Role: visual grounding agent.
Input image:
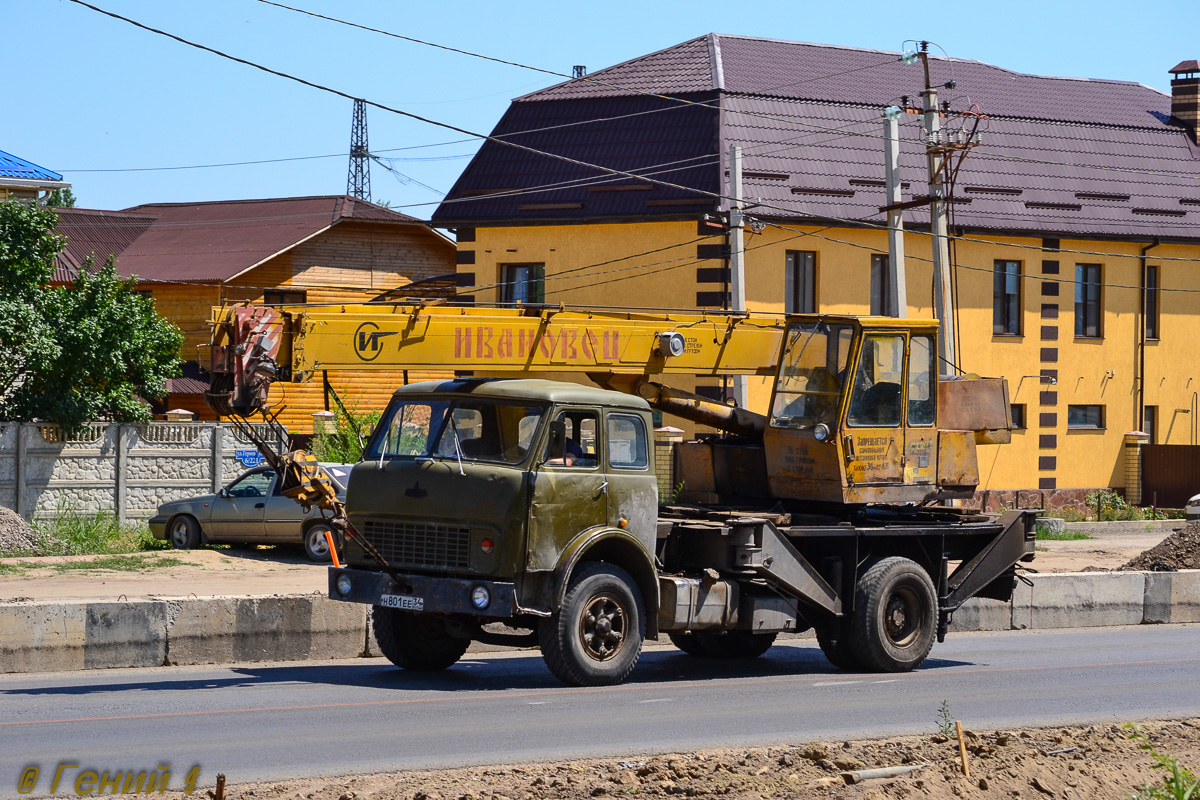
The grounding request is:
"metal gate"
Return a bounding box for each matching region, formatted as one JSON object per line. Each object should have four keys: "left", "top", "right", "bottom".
{"left": 1142, "top": 444, "right": 1200, "bottom": 508}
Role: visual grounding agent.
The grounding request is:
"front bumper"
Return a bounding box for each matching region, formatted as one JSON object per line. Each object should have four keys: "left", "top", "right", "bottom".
{"left": 148, "top": 516, "right": 169, "bottom": 540}
{"left": 327, "top": 567, "right": 517, "bottom": 619}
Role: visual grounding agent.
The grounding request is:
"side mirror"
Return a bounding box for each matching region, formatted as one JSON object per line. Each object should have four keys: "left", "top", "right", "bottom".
{"left": 545, "top": 420, "right": 567, "bottom": 463}
{"left": 218, "top": 487, "right": 228, "bottom": 499}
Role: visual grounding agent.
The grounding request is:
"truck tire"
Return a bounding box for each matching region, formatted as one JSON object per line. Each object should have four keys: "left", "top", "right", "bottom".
{"left": 694, "top": 630, "right": 777, "bottom": 659}
{"left": 539, "top": 562, "right": 645, "bottom": 686}
{"left": 849, "top": 557, "right": 937, "bottom": 672}
{"left": 169, "top": 515, "right": 201, "bottom": 550}
{"left": 372, "top": 606, "right": 469, "bottom": 671}
{"left": 815, "top": 625, "right": 861, "bottom": 670}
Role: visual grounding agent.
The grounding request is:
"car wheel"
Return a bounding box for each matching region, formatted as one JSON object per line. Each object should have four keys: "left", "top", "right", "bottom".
{"left": 303, "top": 523, "right": 337, "bottom": 562}
{"left": 538, "top": 562, "right": 645, "bottom": 686}
{"left": 169, "top": 515, "right": 201, "bottom": 550}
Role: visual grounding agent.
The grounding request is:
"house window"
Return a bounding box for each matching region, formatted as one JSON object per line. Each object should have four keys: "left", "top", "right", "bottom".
{"left": 993, "top": 260, "right": 1022, "bottom": 334}
{"left": 1067, "top": 404, "right": 1104, "bottom": 430}
{"left": 1074, "top": 264, "right": 1102, "bottom": 338}
{"left": 264, "top": 289, "right": 307, "bottom": 305}
{"left": 1145, "top": 265, "right": 1159, "bottom": 340}
{"left": 1010, "top": 404, "right": 1027, "bottom": 429}
{"left": 870, "top": 254, "right": 890, "bottom": 316}
{"left": 785, "top": 251, "right": 816, "bottom": 314}
{"left": 1143, "top": 405, "right": 1157, "bottom": 444}
{"left": 501, "top": 263, "right": 545, "bottom": 305}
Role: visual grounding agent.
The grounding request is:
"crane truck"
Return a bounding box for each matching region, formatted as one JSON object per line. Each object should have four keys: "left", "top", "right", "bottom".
{"left": 204, "top": 302, "right": 1035, "bottom": 686}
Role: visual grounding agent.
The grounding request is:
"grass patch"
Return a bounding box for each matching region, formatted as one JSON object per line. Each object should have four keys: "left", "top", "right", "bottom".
{"left": 0, "top": 562, "right": 29, "bottom": 576}
{"left": 50, "top": 554, "right": 187, "bottom": 573}
{"left": 1036, "top": 530, "right": 1095, "bottom": 541}
{"left": 12, "top": 508, "right": 171, "bottom": 558}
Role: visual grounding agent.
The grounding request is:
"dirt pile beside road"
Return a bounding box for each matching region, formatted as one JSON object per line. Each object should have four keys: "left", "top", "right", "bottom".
{"left": 0, "top": 507, "right": 38, "bottom": 554}
{"left": 1122, "top": 521, "right": 1200, "bottom": 571}
{"left": 219, "top": 718, "right": 1199, "bottom": 800}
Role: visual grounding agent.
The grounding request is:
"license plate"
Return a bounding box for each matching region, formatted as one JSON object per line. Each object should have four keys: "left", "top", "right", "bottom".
{"left": 380, "top": 593, "right": 424, "bottom": 611}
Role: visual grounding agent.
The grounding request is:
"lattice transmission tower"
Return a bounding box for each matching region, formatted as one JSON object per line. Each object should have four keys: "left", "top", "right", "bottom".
{"left": 347, "top": 99, "right": 371, "bottom": 200}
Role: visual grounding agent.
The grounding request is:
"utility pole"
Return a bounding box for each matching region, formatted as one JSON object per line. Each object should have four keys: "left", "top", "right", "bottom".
{"left": 728, "top": 144, "right": 748, "bottom": 409}
{"left": 347, "top": 99, "right": 371, "bottom": 201}
{"left": 919, "top": 43, "right": 957, "bottom": 375}
{"left": 883, "top": 111, "right": 908, "bottom": 318}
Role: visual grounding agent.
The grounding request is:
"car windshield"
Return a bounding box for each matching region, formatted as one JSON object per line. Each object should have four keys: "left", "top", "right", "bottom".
{"left": 365, "top": 398, "right": 544, "bottom": 465}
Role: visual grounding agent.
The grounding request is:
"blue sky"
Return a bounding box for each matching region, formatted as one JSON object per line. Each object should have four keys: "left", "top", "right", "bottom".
{"left": 6, "top": 0, "right": 1195, "bottom": 216}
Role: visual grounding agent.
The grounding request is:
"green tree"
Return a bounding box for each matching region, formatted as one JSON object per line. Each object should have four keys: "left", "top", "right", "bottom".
{"left": 0, "top": 201, "right": 183, "bottom": 434}
{"left": 44, "top": 187, "right": 77, "bottom": 208}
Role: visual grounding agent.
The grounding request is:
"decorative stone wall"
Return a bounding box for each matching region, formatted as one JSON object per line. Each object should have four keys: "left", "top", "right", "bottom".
{"left": 968, "top": 488, "right": 1095, "bottom": 514}
{"left": 0, "top": 422, "right": 287, "bottom": 522}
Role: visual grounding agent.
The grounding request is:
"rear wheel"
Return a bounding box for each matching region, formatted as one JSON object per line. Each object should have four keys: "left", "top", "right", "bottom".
{"left": 849, "top": 557, "right": 937, "bottom": 672}
{"left": 539, "top": 562, "right": 645, "bottom": 686}
{"left": 303, "top": 523, "right": 337, "bottom": 562}
{"left": 815, "top": 625, "right": 861, "bottom": 670}
{"left": 169, "top": 515, "right": 201, "bottom": 550}
{"left": 694, "top": 630, "right": 777, "bottom": 659}
{"left": 667, "top": 631, "right": 708, "bottom": 656}
{"left": 372, "top": 606, "right": 469, "bottom": 671}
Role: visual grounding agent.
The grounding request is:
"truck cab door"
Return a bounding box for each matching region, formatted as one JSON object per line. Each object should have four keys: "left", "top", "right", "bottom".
{"left": 527, "top": 408, "right": 608, "bottom": 571}
{"left": 843, "top": 333, "right": 907, "bottom": 490}
{"left": 903, "top": 334, "right": 938, "bottom": 487}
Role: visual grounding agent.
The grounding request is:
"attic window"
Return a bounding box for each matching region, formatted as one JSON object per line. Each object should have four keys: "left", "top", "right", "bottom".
{"left": 587, "top": 184, "right": 653, "bottom": 192}
{"left": 1075, "top": 192, "right": 1130, "bottom": 202}
{"left": 964, "top": 186, "right": 1024, "bottom": 196}
{"left": 1025, "top": 201, "right": 1082, "bottom": 211}
{"left": 646, "top": 199, "right": 712, "bottom": 207}
{"left": 1180, "top": 198, "right": 1200, "bottom": 206}
{"left": 1131, "top": 207, "right": 1187, "bottom": 217}
{"left": 743, "top": 171, "right": 790, "bottom": 181}
{"left": 517, "top": 203, "right": 583, "bottom": 211}
{"left": 791, "top": 187, "right": 855, "bottom": 198}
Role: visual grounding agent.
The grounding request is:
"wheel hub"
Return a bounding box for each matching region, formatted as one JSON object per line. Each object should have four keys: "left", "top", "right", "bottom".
{"left": 884, "top": 588, "right": 920, "bottom": 647}
{"left": 579, "top": 594, "right": 625, "bottom": 662}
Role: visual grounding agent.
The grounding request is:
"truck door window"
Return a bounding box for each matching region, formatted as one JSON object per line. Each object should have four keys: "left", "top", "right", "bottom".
{"left": 770, "top": 322, "right": 853, "bottom": 429}
{"left": 544, "top": 411, "right": 598, "bottom": 467}
{"left": 846, "top": 334, "right": 905, "bottom": 427}
{"left": 907, "top": 335, "right": 936, "bottom": 426}
{"left": 607, "top": 414, "right": 648, "bottom": 469}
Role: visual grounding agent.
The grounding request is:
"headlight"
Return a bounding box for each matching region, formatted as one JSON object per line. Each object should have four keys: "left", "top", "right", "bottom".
{"left": 335, "top": 573, "right": 352, "bottom": 597}
{"left": 814, "top": 423, "right": 830, "bottom": 442}
{"left": 470, "top": 585, "right": 491, "bottom": 610}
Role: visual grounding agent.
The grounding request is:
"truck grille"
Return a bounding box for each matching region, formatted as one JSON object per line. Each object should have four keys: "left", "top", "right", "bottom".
{"left": 361, "top": 519, "right": 471, "bottom": 570}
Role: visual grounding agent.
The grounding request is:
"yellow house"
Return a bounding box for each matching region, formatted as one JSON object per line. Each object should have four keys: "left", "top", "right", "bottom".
{"left": 432, "top": 37, "right": 1200, "bottom": 510}
{"left": 55, "top": 196, "right": 456, "bottom": 432}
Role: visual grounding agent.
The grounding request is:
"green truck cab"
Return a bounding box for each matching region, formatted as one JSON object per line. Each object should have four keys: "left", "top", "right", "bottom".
{"left": 328, "top": 378, "right": 662, "bottom": 685}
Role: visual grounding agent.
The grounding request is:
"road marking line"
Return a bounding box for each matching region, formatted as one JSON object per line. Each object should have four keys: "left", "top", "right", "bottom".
{"left": 873, "top": 680, "right": 899, "bottom": 684}
{"left": 639, "top": 698, "right": 672, "bottom": 703}
{"left": 812, "top": 681, "right": 862, "bottom": 687}
{"left": 4, "top": 655, "right": 1198, "bottom": 728}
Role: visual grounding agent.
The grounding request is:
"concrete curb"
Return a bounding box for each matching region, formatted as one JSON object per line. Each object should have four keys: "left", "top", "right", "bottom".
{"left": 1, "top": 572, "right": 1196, "bottom": 674}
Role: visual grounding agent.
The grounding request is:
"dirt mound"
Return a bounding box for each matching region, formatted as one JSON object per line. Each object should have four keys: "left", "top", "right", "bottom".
{"left": 219, "top": 719, "right": 1200, "bottom": 800}
{"left": 0, "top": 506, "right": 38, "bottom": 555}
{"left": 1121, "top": 521, "right": 1200, "bottom": 571}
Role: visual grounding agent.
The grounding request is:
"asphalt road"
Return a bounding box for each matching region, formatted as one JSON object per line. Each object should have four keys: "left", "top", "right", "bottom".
{"left": 3, "top": 624, "right": 1199, "bottom": 797}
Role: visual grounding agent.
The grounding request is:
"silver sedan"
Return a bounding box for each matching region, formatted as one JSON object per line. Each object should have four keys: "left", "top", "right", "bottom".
{"left": 148, "top": 465, "right": 351, "bottom": 561}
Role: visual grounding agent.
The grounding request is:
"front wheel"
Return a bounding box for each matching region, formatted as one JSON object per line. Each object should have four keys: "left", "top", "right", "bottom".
{"left": 169, "top": 515, "right": 201, "bottom": 550}
{"left": 539, "top": 562, "right": 645, "bottom": 686}
{"left": 372, "top": 606, "right": 469, "bottom": 671}
{"left": 849, "top": 557, "right": 937, "bottom": 672}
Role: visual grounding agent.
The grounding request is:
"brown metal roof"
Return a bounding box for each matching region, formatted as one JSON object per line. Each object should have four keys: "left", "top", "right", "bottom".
{"left": 436, "top": 35, "right": 1200, "bottom": 241}
{"left": 54, "top": 208, "right": 158, "bottom": 282}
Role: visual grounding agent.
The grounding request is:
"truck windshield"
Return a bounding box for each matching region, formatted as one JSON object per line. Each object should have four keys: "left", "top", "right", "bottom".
{"left": 366, "top": 399, "right": 544, "bottom": 465}
{"left": 770, "top": 322, "right": 854, "bottom": 429}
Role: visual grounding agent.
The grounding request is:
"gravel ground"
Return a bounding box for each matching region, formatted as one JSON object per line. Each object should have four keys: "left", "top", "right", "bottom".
{"left": 1121, "top": 521, "right": 1200, "bottom": 571}
{"left": 195, "top": 718, "right": 1200, "bottom": 800}
{"left": 0, "top": 506, "right": 38, "bottom": 554}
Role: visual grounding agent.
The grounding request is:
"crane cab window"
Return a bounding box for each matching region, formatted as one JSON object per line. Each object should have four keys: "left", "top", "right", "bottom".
{"left": 847, "top": 334, "right": 905, "bottom": 427}
{"left": 770, "top": 322, "right": 854, "bottom": 429}
{"left": 907, "top": 335, "right": 937, "bottom": 426}
{"left": 544, "top": 410, "right": 599, "bottom": 467}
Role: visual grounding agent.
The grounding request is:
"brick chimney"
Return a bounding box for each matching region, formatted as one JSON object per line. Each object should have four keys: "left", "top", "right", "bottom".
{"left": 1170, "top": 60, "right": 1200, "bottom": 141}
